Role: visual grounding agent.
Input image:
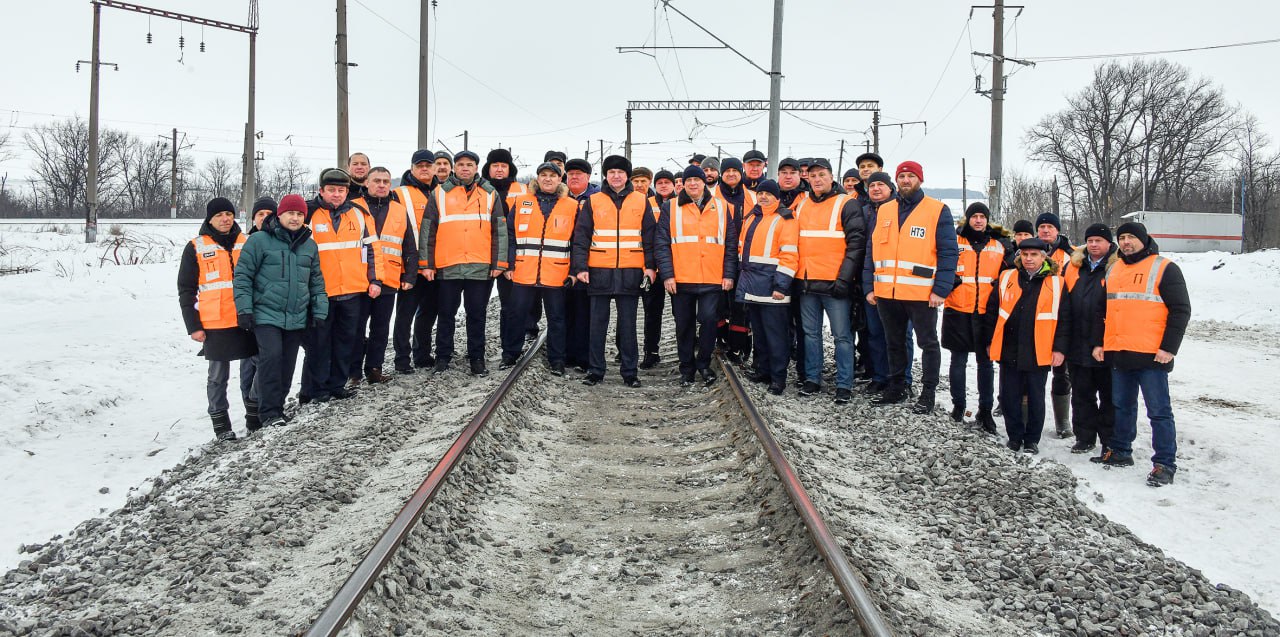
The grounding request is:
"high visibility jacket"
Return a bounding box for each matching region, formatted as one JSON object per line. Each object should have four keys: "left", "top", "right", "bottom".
{"left": 310, "top": 205, "right": 372, "bottom": 297}
{"left": 871, "top": 196, "right": 945, "bottom": 301}
{"left": 433, "top": 183, "right": 503, "bottom": 270}
{"left": 504, "top": 181, "right": 529, "bottom": 203}
{"left": 946, "top": 234, "right": 1005, "bottom": 314}
{"left": 586, "top": 190, "right": 648, "bottom": 269}
{"left": 397, "top": 185, "right": 430, "bottom": 265}
{"left": 510, "top": 192, "right": 578, "bottom": 287}
{"left": 1104, "top": 254, "right": 1171, "bottom": 354}
{"left": 352, "top": 196, "right": 412, "bottom": 290}
{"left": 737, "top": 204, "right": 799, "bottom": 304}
{"left": 989, "top": 269, "right": 1064, "bottom": 366}
{"left": 647, "top": 195, "right": 665, "bottom": 223}
{"left": 191, "top": 233, "right": 246, "bottom": 329}
{"left": 667, "top": 197, "right": 730, "bottom": 285}
{"left": 794, "top": 192, "right": 853, "bottom": 281}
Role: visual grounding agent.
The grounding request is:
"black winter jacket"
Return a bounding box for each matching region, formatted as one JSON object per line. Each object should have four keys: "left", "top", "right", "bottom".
{"left": 361, "top": 193, "right": 420, "bottom": 289}
{"left": 982, "top": 259, "right": 1073, "bottom": 372}
{"left": 570, "top": 183, "right": 657, "bottom": 296}
{"left": 177, "top": 220, "right": 258, "bottom": 361}
{"left": 940, "top": 223, "right": 1013, "bottom": 353}
{"left": 1064, "top": 245, "right": 1116, "bottom": 367}
{"left": 654, "top": 191, "right": 741, "bottom": 294}
{"left": 797, "top": 188, "right": 865, "bottom": 299}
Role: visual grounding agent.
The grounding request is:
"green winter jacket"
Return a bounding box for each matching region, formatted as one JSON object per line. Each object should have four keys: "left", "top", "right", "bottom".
{"left": 234, "top": 216, "right": 329, "bottom": 330}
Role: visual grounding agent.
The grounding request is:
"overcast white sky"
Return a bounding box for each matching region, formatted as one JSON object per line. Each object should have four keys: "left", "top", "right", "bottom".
{"left": 3, "top": 0, "right": 1278, "bottom": 193}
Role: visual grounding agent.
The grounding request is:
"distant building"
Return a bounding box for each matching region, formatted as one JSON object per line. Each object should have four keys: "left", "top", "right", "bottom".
{"left": 1120, "top": 210, "right": 1243, "bottom": 253}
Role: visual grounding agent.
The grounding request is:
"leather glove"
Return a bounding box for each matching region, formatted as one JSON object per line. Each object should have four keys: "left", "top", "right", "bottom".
{"left": 831, "top": 279, "right": 850, "bottom": 299}
{"left": 237, "top": 313, "right": 255, "bottom": 332}
{"left": 310, "top": 316, "right": 326, "bottom": 329}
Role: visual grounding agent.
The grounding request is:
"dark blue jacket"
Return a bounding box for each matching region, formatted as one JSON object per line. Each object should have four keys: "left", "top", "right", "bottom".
{"left": 862, "top": 188, "right": 959, "bottom": 299}
{"left": 735, "top": 204, "right": 796, "bottom": 304}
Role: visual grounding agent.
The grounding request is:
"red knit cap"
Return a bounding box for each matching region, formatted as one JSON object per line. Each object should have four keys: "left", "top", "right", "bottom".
{"left": 896, "top": 160, "right": 924, "bottom": 182}
{"left": 278, "top": 194, "right": 307, "bottom": 215}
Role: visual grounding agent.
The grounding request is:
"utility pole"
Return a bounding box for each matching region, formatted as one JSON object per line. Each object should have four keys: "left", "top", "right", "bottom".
{"left": 599, "top": 139, "right": 605, "bottom": 167}
{"left": 962, "top": 157, "right": 968, "bottom": 213}
{"left": 872, "top": 110, "right": 880, "bottom": 154}
{"left": 336, "top": 0, "right": 350, "bottom": 167}
{"left": 170, "top": 128, "right": 178, "bottom": 219}
{"left": 988, "top": 0, "right": 1004, "bottom": 220}
{"left": 86, "top": 1, "right": 102, "bottom": 243}
{"left": 766, "top": 0, "right": 784, "bottom": 177}
{"left": 624, "top": 110, "right": 633, "bottom": 161}
{"left": 836, "top": 139, "right": 846, "bottom": 178}
{"left": 417, "top": 0, "right": 429, "bottom": 149}
{"left": 463, "top": 130, "right": 469, "bottom": 151}
{"left": 241, "top": 11, "right": 257, "bottom": 219}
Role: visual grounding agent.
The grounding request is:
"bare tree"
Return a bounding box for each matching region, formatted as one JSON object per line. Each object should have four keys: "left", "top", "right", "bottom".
{"left": 1025, "top": 59, "right": 1239, "bottom": 227}
{"left": 23, "top": 118, "right": 130, "bottom": 217}
{"left": 1234, "top": 114, "right": 1280, "bottom": 250}
{"left": 264, "top": 152, "right": 309, "bottom": 199}
{"left": 199, "top": 156, "right": 240, "bottom": 202}
{"left": 1001, "top": 170, "right": 1055, "bottom": 226}
{"left": 114, "top": 137, "right": 171, "bottom": 217}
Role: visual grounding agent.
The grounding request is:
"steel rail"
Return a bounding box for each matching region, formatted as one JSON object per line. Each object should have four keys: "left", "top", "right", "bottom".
{"left": 717, "top": 355, "right": 896, "bottom": 637}
{"left": 305, "top": 332, "right": 547, "bottom": 637}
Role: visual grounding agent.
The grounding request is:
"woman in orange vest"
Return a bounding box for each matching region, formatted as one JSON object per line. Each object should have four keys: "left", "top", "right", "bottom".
{"left": 499, "top": 162, "right": 579, "bottom": 375}
{"left": 177, "top": 197, "right": 257, "bottom": 442}
{"left": 654, "top": 164, "right": 739, "bottom": 386}
{"left": 981, "top": 238, "right": 1073, "bottom": 455}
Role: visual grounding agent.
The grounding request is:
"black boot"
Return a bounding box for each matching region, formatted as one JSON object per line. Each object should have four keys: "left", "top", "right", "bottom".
{"left": 976, "top": 408, "right": 997, "bottom": 434}
{"left": 211, "top": 411, "right": 236, "bottom": 442}
{"left": 244, "top": 399, "right": 261, "bottom": 433}
{"left": 639, "top": 352, "right": 660, "bottom": 369}
{"left": 949, "top": 403, "right": 965, "bottom": 422}
{"left": 911, "top": 388, "right": 936, "bottom": 414}
{"left": 872, "top": 385, "right": 908, "bottom": 405}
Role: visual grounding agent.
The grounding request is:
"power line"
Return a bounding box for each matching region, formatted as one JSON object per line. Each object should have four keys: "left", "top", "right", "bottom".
{"left": 916, "top": 18, "right": 972, "bottom": 120}
{"left": 1025, "top": 36, "right": 1280, "bottom": 63}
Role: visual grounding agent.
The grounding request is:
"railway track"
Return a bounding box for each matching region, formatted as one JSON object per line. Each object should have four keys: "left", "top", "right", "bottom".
{"left": 305, "top": 336, "right": 895, "bottom": 637}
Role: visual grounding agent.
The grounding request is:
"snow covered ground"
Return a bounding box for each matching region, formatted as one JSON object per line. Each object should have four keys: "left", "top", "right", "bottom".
{"left": 1, "top": 222, "right": 1278, "bottom": 616}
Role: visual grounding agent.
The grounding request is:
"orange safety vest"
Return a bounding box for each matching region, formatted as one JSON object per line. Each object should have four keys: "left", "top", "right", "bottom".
{"left": 668, "top": 197, "right": 729, "bottom": 285}
{"left": 397, "top": 185, "right": 430, "bottom": 256}
{"left": 1103, "top": 254, "right": 1171, "bottom": 354}
{"left": 647, "top": 195, "right": 664, "bottom": 223}
{"left": 871, "top": 197, "right": 945, "bottom": 301}
{"left": 510, "top": 192, "right": 578, "bottom": 287}
{"left": 794, "top": 192, "right": 852, "bottom": 281}
{"left": 310, "top": 206, "right": 371, "bottom": 297}
{"left": 191, "top": 233, "right": 246, "bottom": 329}
{"left": 988, "top": 269, "right": 1064, "bottom": 366}
{"left": 738, "top": 207, "right": 799, "bottom": 304}
{"left": 945, "top": 234, "right": 1005, "bottom": 314}
{"left": 433, "top": 183, "right": 500, "bottom": 270}
{"left": 587, "top": 190, "right": 648, "bottom": 269}
{"left": 351, "top": 196, "right": 411, "bottom": 290}
{"left": 1048, "top": 245, "right": 1072, "bottom": 271}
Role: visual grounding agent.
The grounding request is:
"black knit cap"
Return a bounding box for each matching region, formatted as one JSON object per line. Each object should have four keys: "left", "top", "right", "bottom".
{"left": 755, "top": 179, "right": 781, "bottom": 198}
{"left": 854, "top": 152, "right": 884, "bottom": 168}
{"left": 205, "top": 197, "right": 236, "bottom": 221}
{"left": 720, "top": 158, "right": 744, "bottom": 174}
{"left": 682, "top": 165, "right": 706, "bottom": 182}
{"left": 565, "top": 158, "right": 592, "bottom": 175}
{"left": 602, "top": 155, "right": 632, "bottom": 175}
{"left": 866, "top": 171, "right": 894, "bottom": 189}
{"left": 1084, "top": 222, "right": 1113, "bottom": 243}
{"left": 798, "top": 157, "right": 813, "bottom": 168}
{"left": 1035, "top": 211, "right": 1061, "bottom": 231}
{"left": 1012, "top": 219, "right": 1035, "bottom": 235}
{"left": 654, "top": 169, "right": 675, "bottom": 184}
{"left": 1115, "top": 221, "right": 1150, "bottom": 246}
{"left": 842, "top": 168, "right": 860, "bottom": 181}
{"left": 433, "top": 150, "right": 453, "bottom": 163}
{"left": 252, "top": 196, "right": 278, "bottom": 214}
{"left": 690, "top": 153, "right": 706, "bottom": 165}
{"left": 544, "top": 150, "right": 568, "bottom": 163}
{"left": 965, "top": 202, "right": 990, "bottom": 219}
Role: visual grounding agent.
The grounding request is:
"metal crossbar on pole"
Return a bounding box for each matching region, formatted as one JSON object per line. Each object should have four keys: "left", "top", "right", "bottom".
{"left": 627, "top": 100, "right": 879, "bottom": 112}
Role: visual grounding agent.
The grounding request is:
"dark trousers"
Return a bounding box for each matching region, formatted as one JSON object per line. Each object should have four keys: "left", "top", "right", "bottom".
{"left": 748, "top": 303, "right": 790, "bottom": 385}
{"left": 949, "top": 348, "right": 995, "bottom": 411}
{"left": 1111, "top": 367, "right": 1177, "bottom": 469}
{"left": 642, "top": 283, "right": 666, "bottom": 356}
{"left": 999, "top": 363, "right": 1048, "bottom": 446}
{"left": 393, "top": 275, "right": 438, "bottom": 368}
{"left": 565, "top": 286, "right": 591, "bottom": 367}
{"left": 502, "top": 285, "right": 567, "bottom": 365}
{"left": 588, "top": 294, "right": 638, "bottom": 378}
{"left": 1070, "top": 364, "right": 1115, "bottom": 447}
{"left": 253, "top": 325, "right": 304, "bottom": 421}
{"left": 853, "top": 299, "right": 872, "bottom": 376}
{"left": 877, "top": 298, "right": 938, "bottom": 392}
{"left": 436, "top": 278, "right": 493, "bottom": 363}
{"left": 353, "top": 291, "right": 397, "bottom": 374}
{"left": 789, "top": 289, "right": 807, "bottom": 381}
{"left": 302, "top": 296, "right": 361, "bottom": 399}
{"left": 671, "top": 289, "right": 720, "bottom": 375}
{"left": 1052, "top": 361, "right": 1072, "bottom": 396}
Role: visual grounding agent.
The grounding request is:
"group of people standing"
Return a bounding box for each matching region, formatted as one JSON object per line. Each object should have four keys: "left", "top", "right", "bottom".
{"left": 177, "top": 146, "right": 1191, "bottom": 488}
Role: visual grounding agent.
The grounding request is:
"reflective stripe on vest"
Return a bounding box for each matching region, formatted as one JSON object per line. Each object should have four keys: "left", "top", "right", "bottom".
{"left": 1103, "top": 254, "right": 1170, "bottom": 354}
{"left": 434, "top": 185, "right": 497, "bottom": 269}
{"left": 989, "top": 269, "right": 1063, "bottom": 366}
{"left": 587, "top": 190, "right": 647, "bottom": 269}
{"left": 870, "top": 197, "right": 944, "bottom": 301}
{"left": 739, "top": 207, "right": 800, "bottom": 297}
{"left": 669, "top": 198, "right": 728, "bottom": 284}
{"left": 511, "top": 193, "right": 577, "bottom": 287}
{"left": 192, "top": 234, "right": 245, "bottom": 329}
{"left": 311, "top": 207, "right": 370, "bottom": 297}
{"left": 353, "top": 196, "right": 411, "bottom": 289}
{"left": 945, "top": 235, "right": 1005, "bottom": 314}
{"left": 794, "top": 193, "right": 848, "bottom": 281}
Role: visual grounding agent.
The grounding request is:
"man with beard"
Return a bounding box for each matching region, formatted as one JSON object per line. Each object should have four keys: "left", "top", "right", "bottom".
{"left": 346, "top": 152, "right": 371, "bottom": 201}
{"left": 701, "top": 157, "right": 720, "bottom": 194}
